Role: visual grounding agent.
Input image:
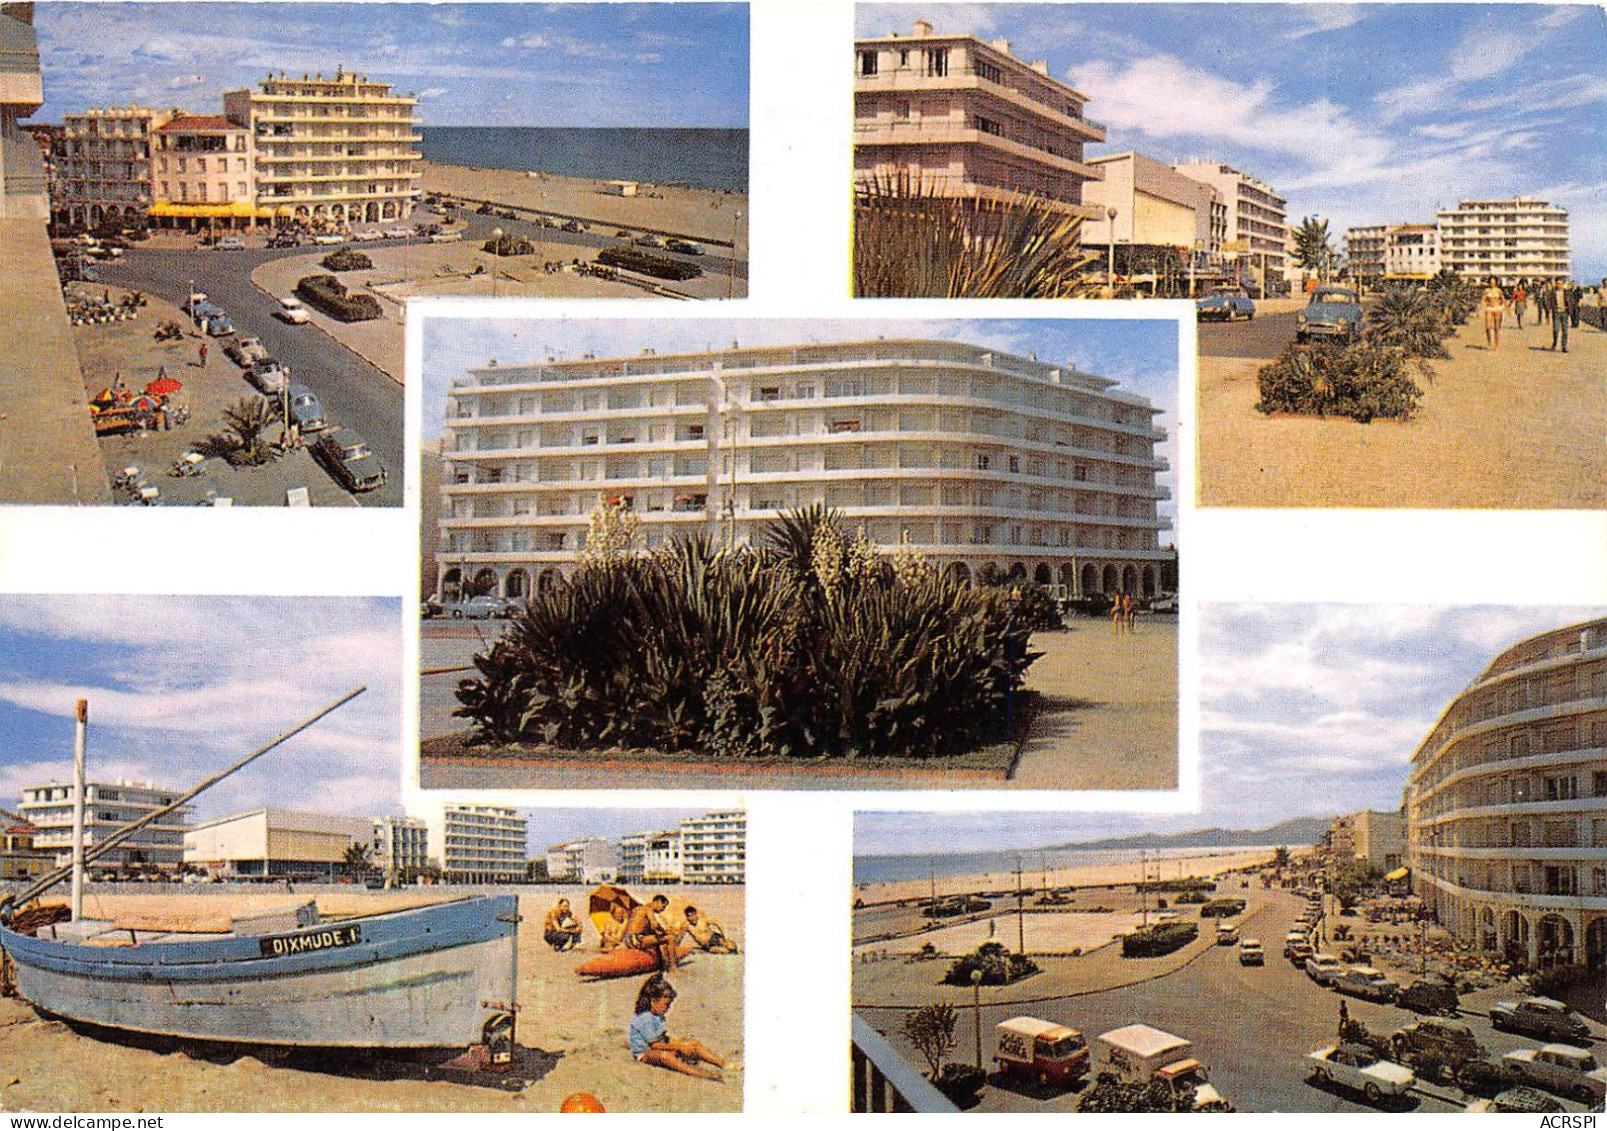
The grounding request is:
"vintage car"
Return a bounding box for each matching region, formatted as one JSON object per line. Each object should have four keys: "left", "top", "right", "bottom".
{"left": 1334, "top": 965, "right": 1400, "bottom": 1003}
{"left": 1237, "top": 938, "right": 1265, "bottom": 966}
{"left": 312, "top": 427, "right": 387, "bottom": 493}
{"left": 1304, "top": 953, "right": 1345, "bottom": 986}
{"left": 1306, "top": 1044, "right": 1415, "bottom": 1103}
{"left": 247, "top": 359, "right": 289, "bottom": 396}
{"left": 1490, "top": 997, "right": 1591, "bottom": 1043}
{"left": 1500, "top": 1045, "right": 1607, "bottom": 1104}
{"left": 1196, "top": 291, "right": 1256, "bottom": 322}
{"left": 1389, "top": 1018, "right": 1485, "bottom": 1079}
{"left": 224, "top": 335, "right": 270, "bottom": 367}
{"left": 994, "top": 1016, "right": 1090, "bottom": 1089}
{"left": 276, "top": 295, "right": 311, "bottom": 324}
{"left": 285, "top": 383, "right": 327, "bottom": 432}
{"left": 1296, "top": 285, "right": 1364, "bottom": 343}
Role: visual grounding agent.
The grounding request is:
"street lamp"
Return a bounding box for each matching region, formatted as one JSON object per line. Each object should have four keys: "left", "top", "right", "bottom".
{"left": 726, "top": 209, "right": 744, "bottom": 299}
{"left": 1106, "top": 206, "right": 1118, "bottom": 292}
{"left": 491, "top": 226, "right": 502, "bottom": 298}
{"left": 970, "top": 968, "right": 984, "bottom": 1069}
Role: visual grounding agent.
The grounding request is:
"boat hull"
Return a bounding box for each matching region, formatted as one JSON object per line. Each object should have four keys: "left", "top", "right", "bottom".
{"left": 1, "top": 896, "right": 517, "bottom": 1049}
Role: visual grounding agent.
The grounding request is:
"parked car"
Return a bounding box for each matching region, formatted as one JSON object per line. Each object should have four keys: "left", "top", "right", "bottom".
{"left": 224, "top": 335, "right": 270, "bottom": 367}
{"left": 429, "top": 230, "right": 463, "bottom": 242}
{"left": 276, "top": 295, "right": 311, "bottom": 324}
{"left": 1464, "top": 1085, "right": 1565, "bottom": 1113}
{"left": 664, "top": 238, "right": 704, "bottom": 255}
{"left": 1237, "top": 938, "right": 1264, "bottom": 966}
{"left": 1215, "top": 922, "right": 1240, "bottom": 945}
{"left": 312, "top": 427, "right": 387, "bottom": 492}
{"left": 247, "top": 358, "right": 289, "bottom": 395}
{"left": 1390, "top": 1019, "right": 1485, "bottom": 1081}
{"left": 1289, "top": 941, "right": 1315, "bottom": 965}
{"left": 1398, "top": 979, "right": 1459, "bottom": 1016}
{"left": 284, "top": 383, "right": 327, "bottom": 432}
{"left": 186, "top": 296, "right": 222, "bottom": 321}
{"left": 1305, "top": 953, "right": 1345, "bottom": 986}
{"left": 215, "top": 235, "right": 246, "bottom": 251}
{"left": 1334, "top": 966, "right": 1401, "bottom": 1003}
{"left": 1283, "top": 930, "right": 1308, "bottom": 958}
{"left": 312, "top": 232, "right": 348, "bottom": 245}
{"left": 1296, "top": 285, "right": 1364, "bottom": 343}
{"left": 633, "top": 233, "right": 664, "bottom": 248}
{"left": 994, "top": 1016, "right": 1090, "bottom": 1090}
{"left": 1306, "top": 1044, "right": 1415, "bottom": 1104}
{"left": 352, "top": 228, "right": 385, "bottom": 242}
{"left": 1502, "top": 1045, "right": 1607, "bottom": 1105}
{"left": 421, "top": 596, "right": 444, "bottom": 618}
{"left": 204, "top": 313, "right": 235, "bottom": 337}
{"left": 383, "top": 226, "right": 412, "bottom": 239}
{"left": 1490, "top": 998, "right": 1591, "bottom": 1043}
{"left": 1196, "top": 291, "right": 1256, "bottom": 322}
{"left": 456, "top": 595, "right": 503, "bottom": 620}
{"left": 267, "top": 231, "right": 302, "bottom": 249}
{"left": 1148, "top": 594, "right": 1178, "bottom": 614}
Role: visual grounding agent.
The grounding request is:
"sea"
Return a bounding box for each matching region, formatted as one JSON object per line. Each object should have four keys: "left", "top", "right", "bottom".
{"left": 419, "top": 127, "right": 749, "bottom": 195}
{"left": 852, "top": 844, "right": 1295, "bottom": 888}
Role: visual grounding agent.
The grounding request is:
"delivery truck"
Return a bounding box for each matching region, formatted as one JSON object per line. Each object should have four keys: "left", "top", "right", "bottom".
{"left": 994, "top": 1016, "right": 1090, "bottom": 1089}
{"left": 1095, "top": 1024, "right": 1233, "bottom": 1111}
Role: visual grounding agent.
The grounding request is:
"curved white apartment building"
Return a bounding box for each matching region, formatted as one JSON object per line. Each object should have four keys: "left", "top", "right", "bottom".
{"left": 1405, "top": 617, "right": 1607, "bottom": 971}
{"left": 437, "top": 339, "right": 1172, "bottom": 601}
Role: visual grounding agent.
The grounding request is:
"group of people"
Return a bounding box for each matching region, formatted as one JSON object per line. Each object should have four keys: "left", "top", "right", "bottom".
{"left": 1109, "top": 591, "right": 1138, "bottom": 634}
{"left": 1481, "top": 276, "right": 1585, "bottom": 352}
{"left": 543, "top": 893, "right": 738, "bottom": 968}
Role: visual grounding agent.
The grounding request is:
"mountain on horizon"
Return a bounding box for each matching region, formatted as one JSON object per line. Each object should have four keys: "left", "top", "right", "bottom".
{"left": 1045, "top": 815, "right": 1332, "bottom": 852}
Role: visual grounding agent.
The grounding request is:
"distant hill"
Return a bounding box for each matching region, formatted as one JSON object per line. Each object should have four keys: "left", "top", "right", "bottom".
{"left": 1047, "top": 816, "right": 1331, "bottom": 852}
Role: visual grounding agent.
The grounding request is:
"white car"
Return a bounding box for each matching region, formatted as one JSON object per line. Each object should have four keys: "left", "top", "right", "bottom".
{"left": 1501, "top": 1045, "right": 1607, "bottom": 1105}
{"left": 312, "top": 232, "right": 347, "bottom": 246}
{"left": 1305, "top": 953, "right": 1345, "bottom": 986}
{"left": 429, "top": 230, "right": 463, "bottom": 243}
{"left": 383, "top": 226, "right": 412, "bottom": 239}
{"left": 276, "top": 295, "right": 310, "bottom": 325}
{"left": 352, "top": 228, "right": 384, "bottom": 242}
{"left": 1306, "top": 1044, "right": 1415, "bottom": 1103}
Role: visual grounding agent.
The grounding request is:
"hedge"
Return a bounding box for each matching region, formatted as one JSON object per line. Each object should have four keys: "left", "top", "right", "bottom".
{"left": 483, "top": 234, "right": 535, "bottom": 256}
{"left": 321, "top": 248, "right": 372, "bottom": 272}
{"left": 1120, "top": 920, "right": 1197, "bottom": 957}
{"left": 1199, "top": 898, "right": 1246, "bottom": 918}
{"left": 294, "top": 274, "right": 382, "bottom": 323}
{"left": 596, "top": 245, "right": 703, "bottom": 281}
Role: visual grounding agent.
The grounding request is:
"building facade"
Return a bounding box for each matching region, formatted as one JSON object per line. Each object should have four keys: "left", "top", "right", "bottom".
{"left": 545, "top": 836, "right": 617, "bottom": 883}
{"left": 371, "top": 814, "right": 429, "bottom": 883}
{"left": 54, "top": 105, "right": 168, "bottom": 228}
{"left": 679, "top": 809, "right": 745, "bottom": 884}
{"left": 853, "top": 19, "right": 1105, "bottom": 217}
{"left": 19, "top": 779, "right": 190, "bottom": 872}
{"left": 1, "top": 4, "right": 50, "bottom": 222}
{"left": 1345, "top": 223, "right": 1386, "bottom": 283}
{"left": 1434, "top": 197, "right": 1570, "bottom": 284}
{"left": 1082, "top": 151, "right": 1223, "bottom": 285}
{"left": 1, "top": 818, "right": 51, "bottom": 882}
{"left": 1383, "top": 224, "right": 1440, "bottom": 280}
{"left": 1405, "top": 617, "right": 1607, "bottom": 971}
{"left": 437, "top": 339, "right": 1172, "bottom": 601}
{"left": 1172, "top": 160, "right": 1288, "bottom": 284}
{"left": 222, "top": 68, "right": 421, "bottom": 228}
{"left": 427, "top": 804, "right": 527, "bottom": 884}
{"left": 150, "top": 113, "right": 257, "bottom": 230}
{"left": 1328, "top": 809, "right": 1406, "bottom": 872}
{"left": 184, "top": 808, "right": 373, "bottom": 879}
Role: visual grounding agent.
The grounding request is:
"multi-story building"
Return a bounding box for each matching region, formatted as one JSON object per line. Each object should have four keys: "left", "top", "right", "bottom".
{"left": 437, "top": 339, "right": 1172, "bottom": 602}
{"left": 679, "top": 809, "right": 745, "bottom": 885}
{"left": 853, "top": 19, "right": 1105, "bottom": 218}
{"left": 223, "top": 68, "right": 421, "bottom": 228}
{"left": 618, "top": 829, "right": 684, "bottom": 883}
{"left": 545, "top": 836, "right": 617, "bottom": 883}
{"left": 1384, "top": 224, "right": 1440, "bottom": 280}
{"left": 1345, "top": 224, "right": 1387, "bottom": 283}
{"left": 1082, "top": 151, "right": 1223, "bottom": 285}
{"left": 150, "top": 113, "right": 257, "bottom": 230}
{"left": 54, "top": 105, "right": 168, "bottom": 228}
{"left": 1172, "top": 160, "right": 1288, "bottom": 286}
{"left": 1405, "top": 617, "right": 1607, "bottom": 971}
{"left": 371, "top": 814, "right": 429, "bottom": 884}
{"left": 1327, "top": 809, "right": 1406, "bottom": 872}
{"left": 184, "top": 808, "right": 373, "bottom": 880}
{"left": 1, "top": 815, "right": 52, "bottom": 882}
{"left": 1434, "top": 197, "right": 1570, "bottom": 284}
{"left": 19, "top": 779, "right": 190, "bottom": 872}
{"left": 1, "top": 4, "right": 52, "bottom": 223}
{"left": 425, "top": 804, "right": 527, "bottom": 884}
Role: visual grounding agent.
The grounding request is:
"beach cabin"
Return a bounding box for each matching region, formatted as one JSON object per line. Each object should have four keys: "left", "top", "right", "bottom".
{"left": 601, "top": 180, "right": 640, "bottom": 198}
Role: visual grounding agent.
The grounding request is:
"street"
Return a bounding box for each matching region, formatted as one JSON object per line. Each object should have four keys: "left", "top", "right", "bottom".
{"left": 1197, "top": 304, "right": 1302, "bottom": 360}
{"left": 98, "top": 244, "right": 405, "bottom": 507}
{"left": 856, "top": 888, "right": 1603, "bottom": 1113}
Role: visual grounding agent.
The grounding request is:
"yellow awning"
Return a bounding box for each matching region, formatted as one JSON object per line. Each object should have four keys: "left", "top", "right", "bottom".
{"left": 1385, "top": 866, "right": 1409, "bottom": 881}
{"left": 149, "top": 200, "right": 269, "bottom": 219}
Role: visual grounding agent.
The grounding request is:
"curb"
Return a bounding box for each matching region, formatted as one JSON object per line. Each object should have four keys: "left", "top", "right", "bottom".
{"left": 247, "top": 260, "right": 403, "bottom": 388}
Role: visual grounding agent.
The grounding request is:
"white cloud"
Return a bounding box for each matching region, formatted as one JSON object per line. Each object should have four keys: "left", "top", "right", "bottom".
{"left": 1284, "top": 6, "right": 1366, "bottom": 40}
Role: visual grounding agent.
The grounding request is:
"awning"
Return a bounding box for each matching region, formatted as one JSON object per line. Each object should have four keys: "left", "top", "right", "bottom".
{"left": 148, "top": 200, "right": 270, "bottom": 219}
{"left": 1385, "top": 866, "right": 1410, "bottom": 881}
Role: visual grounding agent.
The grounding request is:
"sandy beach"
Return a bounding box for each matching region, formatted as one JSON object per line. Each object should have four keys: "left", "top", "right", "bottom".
{"left": 422, "top": 163, "right": 747, "bottom": 251}
{"left": 0, "top": 885, "right": 743, "bottom": 1113}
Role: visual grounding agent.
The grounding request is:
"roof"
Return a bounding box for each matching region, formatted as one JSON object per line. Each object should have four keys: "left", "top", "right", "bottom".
{"left": 157, "top": 114, "right": 238, "bottom": 133}
{"left": 1098, "top": 1024, "right": 1189, "bottom": 1059}
{"left": 999, "top": 1016, "right": 1077, "bottom": 1039}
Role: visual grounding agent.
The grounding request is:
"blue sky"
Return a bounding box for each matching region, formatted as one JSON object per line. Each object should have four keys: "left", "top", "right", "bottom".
{"left": 857, "top": 605, "right": 1604, "bottom": 856}
{"left": 859, "top": 4, "right": 1607, "bottom": 280}
{"left": 422, "top": 315, "right": 1180, "bottom": 532}
{"left": 0, "top": 597, "right": 403, "bottom": 825}
{"left": 35, "top": 3, "right": 749, "bottom": 127}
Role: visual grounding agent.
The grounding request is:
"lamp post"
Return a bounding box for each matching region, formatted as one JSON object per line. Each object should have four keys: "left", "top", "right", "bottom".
{"left": 1106, "top": 206, "right": 1118, "bottom": 292}
{"left": 726, "top": 209, "right": 744, "bottom": 299}
{"left": 491, "top": 226, "right": 502, "bottom": 297}
{"left": 970, "top": 968, "right": 984, "bottom": 1069}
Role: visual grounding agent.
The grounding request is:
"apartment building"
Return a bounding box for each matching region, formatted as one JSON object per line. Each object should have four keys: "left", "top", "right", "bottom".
{"left": 19, "top": 779, "right": 190, "bottom": 872}
{"left": 184, "top": 808, "right": 373, "bottom": 880}
{"left": 679, "top": 810, "right": 745, "bottom": 885}
{"left": 426, "top": 804, "right": 527, "bottom": 884}
{"left": 1345, "top": 223, "right": 1387, "bottom": 283}
{"left": 149, "top": 113, "right": 257, "bottom": 229}
{"left": 1327, "top": 809, "right": 1405, "bottom": 872}
{"left": 437, "top": 339, "right": 1172, "bottom": 602}
{"left": 853, "top": 19, "right": 1105, "bottom": 217}
{"left": 545, "top": 836, "right": 617, "bottom": 883}
{"left": 1384, "top": 224, "right": 1440, "bottom": 280}
{"left": 372, "top": 814, "right": 429, "bottom": 883}
{"left": 54, "top": 105, "right": 169, "bottom": 228}
{"left": 222, "top": 68, "right": 421, "bottom": 227}
{"left": 1, "top": 818, "right": 51, "bottom": 882}
{"left": 1404, "top": 617, "right": 1607, "bottom": 971}
{"left": 1434, "top": 197, "right": 1570, "bottom": 284}
{"left": 1172, "top": 160, "right": 1289, "bottom": 282}
{"left": 617, "top": 829, "right": 683, "bottom": 883}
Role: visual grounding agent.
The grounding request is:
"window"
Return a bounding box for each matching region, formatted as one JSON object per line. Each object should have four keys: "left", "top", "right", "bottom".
{"left": 975, "top": 453, "right": 990, "bottom": 471}
{"left": 1544, "top": 774, "right": 1578, "bottom": 802}
{"left": 858, "top": 51, "right": 878, "bottom": 76}
{"left": 1008, "top": 455, "right": 1021, "bottom": 473}
{"left": 830, "top": 419, "right": 862, "bottom": 434}
{"left": 976, "top": 60, "right": 1002, "bottom": 83}
{"left": 197, "top": 157, "right": 206, "bottom": 173}
{"left": 975, "top": 115, "right": 1004, "bottom": 137}
{"left": 924, "top": 47, "right": 949, "bottom": 77}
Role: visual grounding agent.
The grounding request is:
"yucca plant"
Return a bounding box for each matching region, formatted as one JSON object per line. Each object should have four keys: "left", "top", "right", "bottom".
{"left": 1367, "top": 285, "right": 1451, "bottom": 359}
{"left": 853, "top": 170, "right": 1101, "bottom": 298}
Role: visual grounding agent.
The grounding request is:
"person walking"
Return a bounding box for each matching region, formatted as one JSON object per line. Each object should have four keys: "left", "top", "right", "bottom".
{"left": 1566, "top": 282, "right": 1581, "bottom": 329}
{"left": 1481, "top": 276, "right": 1505, "bottom": 347}
{"left": 198, "top": 341, "right": 208, "bottom": 368}
{"left": 1511, "top": 281, "right": 1527, "bottom": 329}
{"left": 1549, "top": 278, "right": 1570, "bottom": 353}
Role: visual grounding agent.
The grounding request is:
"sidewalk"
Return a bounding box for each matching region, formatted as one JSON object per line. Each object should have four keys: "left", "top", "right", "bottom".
{"left": 1199, "top": 316, "right": 1607, "bottom": 508}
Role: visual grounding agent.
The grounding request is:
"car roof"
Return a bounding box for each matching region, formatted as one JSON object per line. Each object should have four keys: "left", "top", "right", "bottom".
{"left": 287, "top": 382, "right": 315, "bottom": 397}
{"left": 999, "top": 1016, "right": 1076, "bottom": 1039}
{"left": 1098, "top": 1024, "right": 1189, "bottom": 1058}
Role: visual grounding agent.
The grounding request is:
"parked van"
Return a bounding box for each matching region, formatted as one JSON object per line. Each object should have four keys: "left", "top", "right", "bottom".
{"left": 994, "top": 1017, "right": 1090, "bottom": 1089}
{"left": 1095, "top": 1025, "right": 1232, "bottom": 1111}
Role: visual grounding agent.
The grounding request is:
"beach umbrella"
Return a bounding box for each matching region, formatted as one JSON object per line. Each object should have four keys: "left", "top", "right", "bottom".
{"left": 587, "top": 883, "right": 638, "bottom": 936}
{"left": 132, "top": 395, "right": 159, "bottom": 412}
{"left": 144, "top": 376, "right": 182, "bottom": 396}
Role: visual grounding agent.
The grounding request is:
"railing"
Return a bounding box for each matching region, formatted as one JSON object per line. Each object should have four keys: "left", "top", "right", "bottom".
{"left": 851, "top": 1014, "right": 960, "bottom": 1113}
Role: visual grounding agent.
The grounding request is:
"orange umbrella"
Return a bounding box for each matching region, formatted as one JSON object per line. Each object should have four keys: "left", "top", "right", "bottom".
{"left": 145, "top": 376, "right": 182, "bottom": 396}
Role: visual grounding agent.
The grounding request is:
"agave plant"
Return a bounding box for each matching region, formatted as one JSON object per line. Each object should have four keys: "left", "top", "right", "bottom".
{"left": 853, "top": 170, "right": 1101, "bottom": 298}
{"left": 1366, "top": 285, "right": 1451, "bottom": 359}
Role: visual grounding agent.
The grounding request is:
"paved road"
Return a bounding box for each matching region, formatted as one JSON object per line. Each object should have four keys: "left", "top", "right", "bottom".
{"left": 446, "top": 206, "right": 748, "bottom": 284}
{"left": 98, "top": 245, "right": 404, "bottom": 507}
{"left": 1198, "top": 309, "right": 1300, "bottom": 360}
{"left": 857, "top": 889, "right": 1602, "bottom": 1113}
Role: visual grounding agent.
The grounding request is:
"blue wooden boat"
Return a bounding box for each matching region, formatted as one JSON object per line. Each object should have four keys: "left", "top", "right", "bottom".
{"left": 0, "top": 895, "right": 519, "bottom": 1049}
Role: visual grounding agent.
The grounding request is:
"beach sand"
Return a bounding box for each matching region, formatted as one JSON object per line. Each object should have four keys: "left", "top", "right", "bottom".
{"left": 422, "top": 163, "right": 747, "bottom": 251}
{"left": 0, "top": 886, "right": 743, "bottom": 1113}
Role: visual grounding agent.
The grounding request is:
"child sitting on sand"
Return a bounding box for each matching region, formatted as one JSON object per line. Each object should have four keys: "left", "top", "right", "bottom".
{"left": 629, "top": 974, "right": 726, "bottom": 1081}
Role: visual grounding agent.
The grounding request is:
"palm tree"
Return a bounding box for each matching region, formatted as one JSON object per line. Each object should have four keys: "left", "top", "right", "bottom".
{"left": 1292, "top": 216, "right": 1334, "bottom": 282}
{"left": 854, "top": 171, "right": 1101, "bottom": 298}
{"left": 342, "top": 843, "right": 373, "bottom": 878}
{"left": 197, "top": 396, "right": 274, "bottom": 466}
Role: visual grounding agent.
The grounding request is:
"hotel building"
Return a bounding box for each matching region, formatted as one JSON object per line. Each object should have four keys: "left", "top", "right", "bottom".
{"left": 425, "top": 803, "right": 527, "bottom": 884}
{"left": 853, "top": 19, "right": 1105, "bottom": 217}
{"left": 545, "top": 836, "right": 617, "bottom": 883}
{"left": 1327, "top": 809, "right": 1406, "bottom": 872}
{"left": 184, "top": 808, "right": 372, "bottom": 880}
{"left": 222, "top": 68, "right": 421, "bottom": 227}
{"left": 679, "top": 810, "right": 745, "bottom": 885}
{"left": 372, "top": 814, "right": 429, "bottom": 883}
{"left": 55, "top": 105, "right": 170, "bottom": 228}
{"left": 1383, "top": 223, "right": 1440, "bottom": 280}
{"left": 1172, "top": 160, "right": 1289, "bottom": 283}
{"left": 437, "top": 339, "right": 1172, "bottom": 601}
{"left": 1434, "top": 197, "right": 1570, "bottom": 284}
{"left": 1404, "top": 617, "right": 1607, "bottom": 971}
{"left": 1345, "top": 223, "right": 1387, "bottom": 283}
{"left": 1, "top": 817, "right": 51, "bottom": 882}
{"left": 618, "top": 829, "right": 683, "bottom": 883}
{"left": 150, "top": 113, "right": 256, "bottom": 229}
{"left": 19, "top": 779, "right": 190, "bottom": 872}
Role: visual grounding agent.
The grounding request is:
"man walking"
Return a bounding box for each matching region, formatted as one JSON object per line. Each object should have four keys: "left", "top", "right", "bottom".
{"left": 1549, "top": 279, "right": 1570, "bottom": 353}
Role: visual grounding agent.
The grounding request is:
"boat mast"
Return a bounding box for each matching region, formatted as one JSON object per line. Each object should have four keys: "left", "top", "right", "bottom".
{"left": 70, "top": 699, "right": 88, "bottom": 921}
{"left": 3, "top": 686, "right": 367, "bottom": 918}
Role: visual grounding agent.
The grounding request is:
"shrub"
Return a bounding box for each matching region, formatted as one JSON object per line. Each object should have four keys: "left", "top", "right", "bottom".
{"left": 942, "top": 942, "right": 1040, "bottom": 986}
{"left": 195, "top": 396, "right": 274, "bottom": 466}
{"left": 294, "top": 274, "right": 382, "bottom": 323}
{"left": 1198, "top": 898, "right": 1246, "bottom": 918}
{"left": 1366, "top": 285, "right": 1452, "bottom": 358}
{"left": 1120, "top": 920, "right": 1197, "bottom": 957}
{"left": 1174, "top": 889, "right": 1208, "bottom": 905}
{"left": 320, "top": 247, "right": 372, "bottom": 272}
{"left": 596, "top": 245, "right": 703, "bottom": 281}
{"left": 1078, "top": 1071, "right": 1188, "bottom": 1113}
{"left": 900, "top": 1003, "right": 958, "bottom": 1079}
{"left": 1255, "top": 341, "right": 1425, "bottom": 423}
{"left": 483, "top": 233, "right": 535, "bottom": 256}
{"left": 1529, "top": 962, "right": 1591, "bottom": 997}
